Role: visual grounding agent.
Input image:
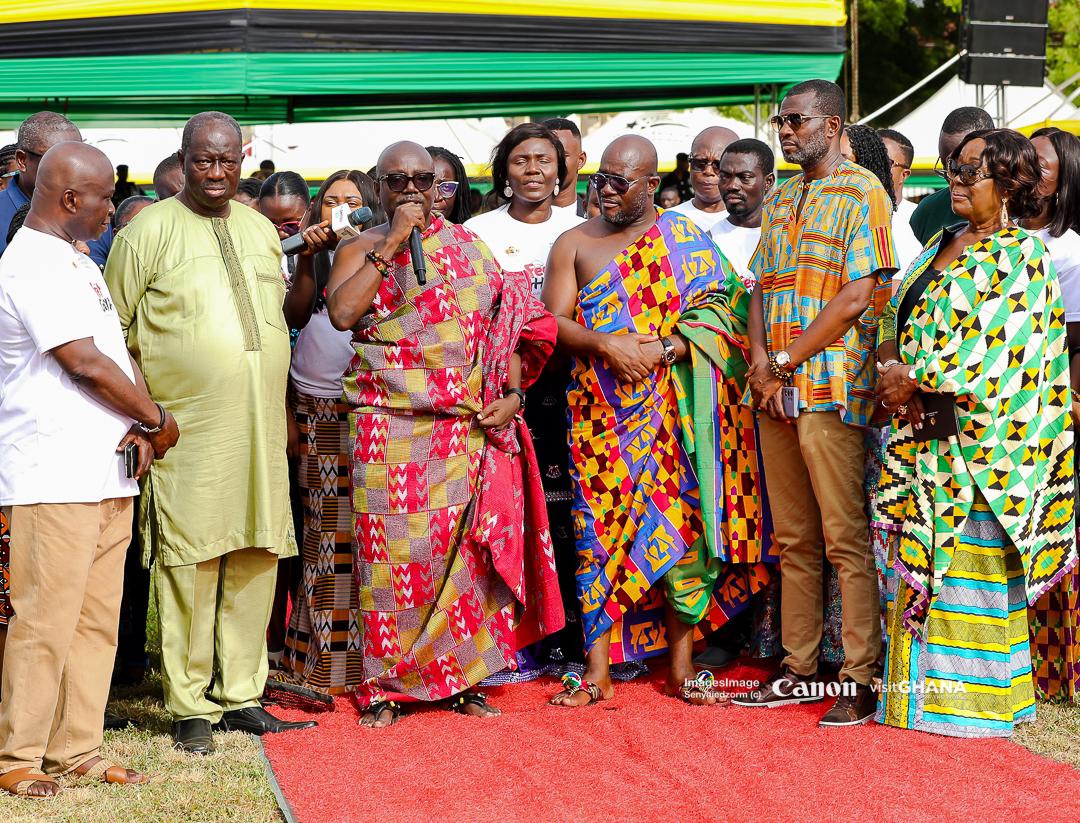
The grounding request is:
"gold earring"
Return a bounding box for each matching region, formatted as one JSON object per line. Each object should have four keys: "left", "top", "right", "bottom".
{"left": 1000, "top": 197, "right": 1009, "bottom": 226}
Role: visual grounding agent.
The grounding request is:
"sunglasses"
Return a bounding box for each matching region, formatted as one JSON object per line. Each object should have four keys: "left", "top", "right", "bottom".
{"left": 274, "top": 219, "right": 302, "bottom": 237}
{"left": 436, "top": 180, "right": 460, "bottom": 198}
{"left": 378, "top": 172, "right": 436, "bottom": 193}
{"left": 689, "top": 157, "right": 722, "bottom": 174}
{"left": 769, "top": 113, "right": 828, "bottom": 132}
{"left": 590, "top": 172, "right": 651, "bottom": 195}
{"left": 936, "top": 160, "right": 993, "bottom": 187}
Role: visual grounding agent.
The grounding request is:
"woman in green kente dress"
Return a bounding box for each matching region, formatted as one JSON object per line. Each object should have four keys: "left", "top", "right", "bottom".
{"left": 874, "top": 129, "right": 1076, "bottom": 738}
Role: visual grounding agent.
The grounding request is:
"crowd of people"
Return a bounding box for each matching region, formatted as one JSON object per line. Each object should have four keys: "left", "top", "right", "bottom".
{"left": 0, "top": 76, "right": 1077, "bottom": 799}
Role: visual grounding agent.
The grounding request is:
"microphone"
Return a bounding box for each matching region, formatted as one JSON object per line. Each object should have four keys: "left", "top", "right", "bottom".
{"left": 410, "top": 227, "right": 427, "bottom": 286}
{"left": 281, "top": 205, "right": 373, "bottom": 255}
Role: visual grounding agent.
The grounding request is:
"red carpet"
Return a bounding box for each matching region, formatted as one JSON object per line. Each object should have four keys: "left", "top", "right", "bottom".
{"left": 262, "top": 662, "right": 1080, "bottom": 823}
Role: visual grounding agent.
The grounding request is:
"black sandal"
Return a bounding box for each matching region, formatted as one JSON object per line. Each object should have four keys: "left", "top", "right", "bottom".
{"left": 359, "top": 699, "right": 402, "bottom": 727}
{"left": 447, "top": 692, "right": 501, "bottom": 717}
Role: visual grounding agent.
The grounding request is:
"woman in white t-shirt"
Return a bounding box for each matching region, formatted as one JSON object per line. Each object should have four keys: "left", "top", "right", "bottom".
{"left": 465, "top": 124, "right": 587, "bottom": 678}
{"left": 1020, "top": 126, "right": 1080, "bottom": 704}
{"left": 277, "top": 169, "right": 383, "bottom": 697}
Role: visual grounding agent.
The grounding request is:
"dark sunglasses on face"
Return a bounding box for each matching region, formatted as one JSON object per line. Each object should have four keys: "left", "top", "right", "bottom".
{"left": 590, "top": 172, "right": 650, "bottom": 195}
{"left": 275, "top": 219, "right": 302, "bottom": 237}
{"left": 689, "top": 157, "right": 722, "bottom": 174}
{"left": 378, "top": 172, "right": 436, "bottom": 193}
{"left": 769, "top": 113, "right": 828, "bottom": 132}
{"left": 936, "top": 160, "right": 992, "bottom": 186}
{"left": 436, "top": 180, "right": 459, "bottom": 197}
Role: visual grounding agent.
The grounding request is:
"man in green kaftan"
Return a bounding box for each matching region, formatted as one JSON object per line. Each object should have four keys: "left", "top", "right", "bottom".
{"left": 104, "top": 112, "right": 315, "bottom": 755}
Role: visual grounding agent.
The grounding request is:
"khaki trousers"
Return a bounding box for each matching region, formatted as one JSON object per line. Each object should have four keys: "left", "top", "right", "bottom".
{"left": 155, "top": 547, "right": 278, "bottom": 722}
{"left": 758, "top": 411, "right": 881, "bottom": 685}
{"left": 0, "top": 498, "right": 133, "bottom": 774}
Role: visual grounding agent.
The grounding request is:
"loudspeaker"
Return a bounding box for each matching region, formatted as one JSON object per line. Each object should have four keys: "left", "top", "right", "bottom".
{"left": 960, "top": 54, "right": 1046, "bottom": 87}
{"left": 964, "top": 0, "right": 1048, "bottom": 25}
{"left": 961, "top": 0, "right": 1048, "bottom": 87}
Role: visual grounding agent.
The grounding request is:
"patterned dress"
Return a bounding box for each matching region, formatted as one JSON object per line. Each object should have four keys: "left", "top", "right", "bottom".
{"left": 569, "top": 211, "right": 773, "bottom": 661}
{"left": 875, "top": 227, "right": 1076, "bottom": 737}
{"left": 345, "top": 216, "right": 562, "bottom": 708}
{"left": 0, "top": 509, "right": 11, "bottom": 627}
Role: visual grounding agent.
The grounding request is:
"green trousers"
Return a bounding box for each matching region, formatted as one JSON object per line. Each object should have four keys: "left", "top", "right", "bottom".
{"left": 154, "top": 547, "right": 278, "bottom": 722}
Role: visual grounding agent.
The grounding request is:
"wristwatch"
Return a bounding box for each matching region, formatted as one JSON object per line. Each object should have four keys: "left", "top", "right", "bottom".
{"left": 768, "top": 350, "right": 794, "bottom": 381}
{"left": 505, "top": 388, "right": 526, "bottom": 411}
{"left": 659, "top": 336, "right": 677, "bottom": 366}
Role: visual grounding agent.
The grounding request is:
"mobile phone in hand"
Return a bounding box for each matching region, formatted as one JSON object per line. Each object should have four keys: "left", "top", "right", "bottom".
{"left": 123, "top": 441, "right": 139, "bottom": 478}
{"left": 781, "top": 385, "right": 800, "bottom": 419}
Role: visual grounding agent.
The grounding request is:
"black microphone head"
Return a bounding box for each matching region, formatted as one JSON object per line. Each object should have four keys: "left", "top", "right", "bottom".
{"left": 346, "top": 206, "right": 373, "bottom": 227}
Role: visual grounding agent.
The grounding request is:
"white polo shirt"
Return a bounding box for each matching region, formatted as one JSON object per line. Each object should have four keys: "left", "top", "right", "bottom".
{"left": 0, "top": 227, "right": 138, "bottom": 505}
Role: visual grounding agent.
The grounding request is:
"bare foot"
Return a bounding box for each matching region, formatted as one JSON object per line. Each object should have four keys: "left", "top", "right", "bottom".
{"left": 549, "top": 672, "right": 615, "bottom": 708}
{"left": 451, "top": 695, "right": 501, "bottom": 718}
{"left": 667, "top": 666, "right": 723, "bottom": 706}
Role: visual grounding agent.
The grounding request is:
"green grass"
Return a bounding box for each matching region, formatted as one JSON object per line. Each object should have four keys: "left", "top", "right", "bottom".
{"left": 0, "top": 586, "right": 281, "bottom": 823}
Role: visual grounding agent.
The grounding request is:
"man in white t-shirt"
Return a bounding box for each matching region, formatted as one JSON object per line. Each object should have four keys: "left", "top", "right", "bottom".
{"left": 710, "top": 138, "right": 775, "bottom": 293}
{"left": 0, "top": 143, "right": 178, "bottom": 799}
{"left": 878, "top": 128, "right": 924, "bottom": 276}
{"left": 543, "top": 117, "right": 587, "bottom": 219}
{"left": 668, "top": 126, "right": 738, "bottom": 233}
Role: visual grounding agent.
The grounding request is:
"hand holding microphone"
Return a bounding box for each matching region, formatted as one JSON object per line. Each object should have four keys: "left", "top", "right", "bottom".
{"left": 384, "top": 202, "right": 428, "bottom": 286}
{"left": 281, "top": 205, "right": 373, "bottom": 256}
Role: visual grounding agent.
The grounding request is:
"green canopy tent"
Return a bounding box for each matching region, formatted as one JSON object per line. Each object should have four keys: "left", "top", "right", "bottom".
{"left": 0, "top": 1, "right": 846, "bottom": 127}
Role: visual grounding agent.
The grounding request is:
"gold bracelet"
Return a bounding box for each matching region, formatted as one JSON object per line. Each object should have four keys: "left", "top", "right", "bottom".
{"left": 1071, "top": 388, "right": 1080, "bottom": 404}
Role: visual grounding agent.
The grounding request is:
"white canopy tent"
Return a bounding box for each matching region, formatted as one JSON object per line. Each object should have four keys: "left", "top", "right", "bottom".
{"left": 885, "top": 75, "right": 1080, "bottom": 160}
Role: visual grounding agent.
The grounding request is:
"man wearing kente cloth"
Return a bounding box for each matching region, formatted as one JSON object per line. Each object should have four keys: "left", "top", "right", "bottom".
{"left": 544, "top": 135, "right": 775, "bottom": 706}
{"left": 326, "top": 143, "right": 564, "bottom": 727}
{"left": 105, "top": 112, "right": 315, "bottom": 754}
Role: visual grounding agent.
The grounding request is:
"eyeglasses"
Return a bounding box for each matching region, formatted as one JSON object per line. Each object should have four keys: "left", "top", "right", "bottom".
{"left": 378, "top": 172, "right": 436, "bottom": 193}
{"left": 937, "top": 160, "right": 993, "bottom": 186}
{"left": 590, "top": 172, "right": 651, "bottom": 195}
{"left": 889, "top": 159, "right": 911, "bottom": 172}
{"left": 689, "top": 157, "right": 722, "bottom": 174}
{"left": 436, "top": 180, "right": 459, "bottom": 198}
{"left": 769, "top": 113, "right": 828, "bottom": 132}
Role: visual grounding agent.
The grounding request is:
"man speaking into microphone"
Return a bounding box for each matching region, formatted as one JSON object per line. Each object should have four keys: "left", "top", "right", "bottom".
{"left": 326, "top": 142, "right": 563, "bottom": 727}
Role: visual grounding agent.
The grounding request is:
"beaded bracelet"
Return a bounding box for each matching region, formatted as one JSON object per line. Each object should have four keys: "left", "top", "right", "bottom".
{"left": 366, "top": 250, "right": 390, "bottom": 276}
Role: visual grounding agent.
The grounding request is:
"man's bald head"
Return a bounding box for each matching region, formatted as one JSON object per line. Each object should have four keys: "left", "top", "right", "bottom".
{"left": 601, "top": 135, "right": 659, "bottom": 177}
{"left": 29, "top": 142, "right": 116, "bottom": 242}
{"left": 376, "top": 141, "right": 433, "bottom": 177}
{"left": 375, "top": 141, "right": 436, "bottom": 221}
{"left": 15, "top": 111, "right": 82, "bottom": 193}
{"left": 691, "top": 126, "right": 738, "bottom": 157}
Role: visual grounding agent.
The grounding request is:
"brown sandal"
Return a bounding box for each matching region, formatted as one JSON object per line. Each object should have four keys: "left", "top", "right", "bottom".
{"left": 64, "top": 755, "right": 150, "bottom": 785}
{"left": 0, "top": 766, "right": 61, "bottom": 798}
{"left": 548, "top": 672, "right": 604, "bottom": 706}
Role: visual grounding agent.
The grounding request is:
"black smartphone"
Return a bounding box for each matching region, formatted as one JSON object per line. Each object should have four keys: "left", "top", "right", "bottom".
{"left": 123, "top": 441, "right": 139, "bottom": 478}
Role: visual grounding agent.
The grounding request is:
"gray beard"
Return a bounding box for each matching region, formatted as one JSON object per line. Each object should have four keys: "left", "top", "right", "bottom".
{"left": 782, "top": 128, "right": 829, "bottom": 166}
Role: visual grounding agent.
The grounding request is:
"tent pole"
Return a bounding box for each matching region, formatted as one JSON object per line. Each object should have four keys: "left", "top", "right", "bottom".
{"left": 856, "top": 50, "right": 964, "bottom": 125}
{"left": 754, "top": 84, "right": 760, "bottom": 140}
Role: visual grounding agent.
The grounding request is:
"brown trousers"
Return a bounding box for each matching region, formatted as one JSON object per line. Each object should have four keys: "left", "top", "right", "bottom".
{"left": 758, "top": 411, "right": 881, "bottom": 685}
{"left": 0, "top": 498, "right": 132, "bottom": 774}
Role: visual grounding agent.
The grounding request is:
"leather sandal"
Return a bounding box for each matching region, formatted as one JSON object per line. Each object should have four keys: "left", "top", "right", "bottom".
{"left": 0, "top": 766, "right": 61, "bottom": 798}
{"left": 447, "top": 692, "right": 500, "bottom": 717}
{"left": 359, "top": 699, "right": 402, "bottom": 727}
{"left": 64, "top": 755, "right": 150, "bottom": 785}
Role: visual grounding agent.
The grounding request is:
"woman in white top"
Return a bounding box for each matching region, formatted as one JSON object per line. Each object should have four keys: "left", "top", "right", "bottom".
{"left": 465, "top": 124, "right": 586, "bottom": 678}
{"left": 1020, "top": 126, "right": 1080, "bottom": 704}
{"left": 278, "top": 169, "right": 382, "bottom": 696}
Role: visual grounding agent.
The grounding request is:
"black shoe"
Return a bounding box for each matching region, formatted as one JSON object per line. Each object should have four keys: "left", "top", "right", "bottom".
{"left": 173, "top": 718, "right": 215, "bottom": 755}
{"left": 730, "top": 669, "right": 825, "bottom": 708}
{"left": 215, "top": 705, "right": 318, "bottom": 735}
{"left": 818, "top": 681, "right": 877, "bottom": 727}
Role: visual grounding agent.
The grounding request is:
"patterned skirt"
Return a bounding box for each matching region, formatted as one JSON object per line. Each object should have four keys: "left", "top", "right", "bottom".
{"left": 282, "top": 393, "right": 363, "bottom": 694}
{"left": 879, "top": 496, "right": 1036, "bottom": 738}
{"left": 1029, "top": 558, "right": 1080, "bottom": 703}
{"left": 0, "top": 509, "right": 11, "bottom": 627}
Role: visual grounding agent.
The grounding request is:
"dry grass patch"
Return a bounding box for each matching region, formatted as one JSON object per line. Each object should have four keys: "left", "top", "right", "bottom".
{"left": 1015, "top": 701, "right": 1080, "bottom": 770}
